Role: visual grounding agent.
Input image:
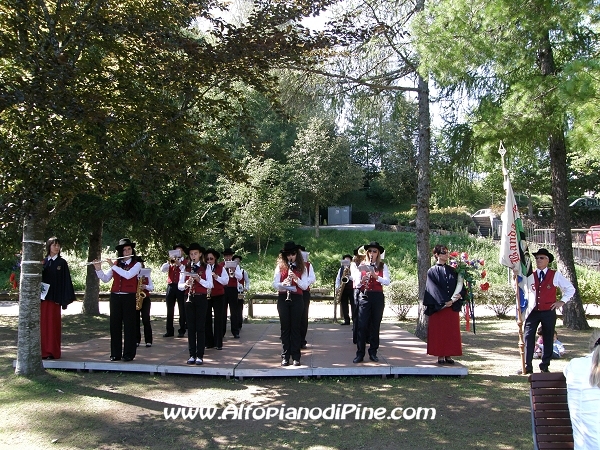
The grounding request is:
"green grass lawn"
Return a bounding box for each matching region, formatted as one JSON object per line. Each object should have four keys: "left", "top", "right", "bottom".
{"left": 1, "top": 312, "right": 598, "bottom": 450}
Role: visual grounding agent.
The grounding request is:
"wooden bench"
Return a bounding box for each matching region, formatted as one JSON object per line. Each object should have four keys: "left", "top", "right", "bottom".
{"left": 528, "top": 372, "right": 574, "bottom": 449}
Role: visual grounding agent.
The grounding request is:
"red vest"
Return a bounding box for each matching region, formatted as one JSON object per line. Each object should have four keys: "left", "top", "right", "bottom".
{"left": 185, "top": 263, "right": 208, "bottom": 295}
{"left": 279, "top": 266, "right": 304, "bottom": 295}
{"left": 361, "top": 265, "right": 384, "bottom": 292}
{"left": 535, "top": 269, "right": 557, "bottom": 311}
{"left": 210, "top": 264, "right": 226, "bottom": 296}
{"left": 167, "top": 259, "right": 187, "bottom": 284}
{"left": 111, "top": 260, "right": 138, "bottom": 293}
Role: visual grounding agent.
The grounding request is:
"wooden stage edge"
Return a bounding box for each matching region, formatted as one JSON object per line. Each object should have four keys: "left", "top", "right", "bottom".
{"left": 14, "top": 323, "right": 468, "bottom": 379}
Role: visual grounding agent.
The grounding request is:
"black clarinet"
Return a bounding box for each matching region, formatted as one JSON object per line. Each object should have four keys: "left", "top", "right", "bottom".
{"left": 285, "top": 261, "right": 296, "bottom": 301}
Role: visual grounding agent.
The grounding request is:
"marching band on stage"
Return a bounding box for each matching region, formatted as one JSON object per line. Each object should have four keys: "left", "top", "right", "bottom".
{"left": 68, "top": 237, "right": 415, "bottom": 365}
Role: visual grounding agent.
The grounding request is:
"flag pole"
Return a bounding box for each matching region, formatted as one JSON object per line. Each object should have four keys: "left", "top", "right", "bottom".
{"left": 499, "top": 141, "right": 526, "bottom": 374}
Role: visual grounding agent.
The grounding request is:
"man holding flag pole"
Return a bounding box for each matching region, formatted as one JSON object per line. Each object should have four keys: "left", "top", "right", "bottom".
{"left": 498, "top": 142, "right": 575, "bottom": 375}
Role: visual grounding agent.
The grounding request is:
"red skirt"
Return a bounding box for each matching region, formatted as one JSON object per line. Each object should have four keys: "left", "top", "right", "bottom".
{"left": 41, "top": 300, "right": 62, "bottom": 359}
{"left": 427, "top": 307, "right": 462, "bottom": 357}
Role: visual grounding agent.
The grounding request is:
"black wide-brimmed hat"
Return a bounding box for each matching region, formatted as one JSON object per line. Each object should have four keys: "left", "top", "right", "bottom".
{"left": 173, "top": 243, "right": 189, "bottom": 255}
{"left": 232, "top": 254, "right": 242, "bottom": 262}
{"left": 223, "top": 247, "right": 235, "bottom": 256}
{"left": 363, "top": 241, "right": 385, "bottom": 253}
{"left": 188, "top": 243, "right": 205, "bottom": 253}
{"left": 533, "top": 248, "right": 554, "bottom": 264}
{"left": 116, "top": 238, "right": 136, "bottom": 252}
{"left": 204, "top": 248, "right": 220, "bottom": 260}
{"left": 280, "top": 241, "right": 299, "bottom": 254}
{"left": 342, "top": 254, "right": 352, "bottom": 260}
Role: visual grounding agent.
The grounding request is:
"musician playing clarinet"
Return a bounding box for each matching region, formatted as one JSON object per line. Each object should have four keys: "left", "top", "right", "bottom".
{"left": 95, "top": 238, "right": 141, "bottom": 362}
{"left": 204, "top": 248, "right": 227, "bottom": 350}
{"left": 178, "top": 243, "right": 212, "bottom": 365}
{"left": 351, "top": 241, "right": 390, "bottom": 364}
{"left": 273, "top": 241, "right": 308, "bottom": 367}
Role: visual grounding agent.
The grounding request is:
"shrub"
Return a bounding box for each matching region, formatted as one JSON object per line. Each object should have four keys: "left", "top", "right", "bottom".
{"left": 352, "top": 210, "right": 370, "bottom": 224}
{"left": 577, "top": 271, "right": 600, "bottom": 312}
{"left": 380, "top": 213, "right": 398, "bottom": 225}
{"left": 483, "top": 283, "right": 515, "bottom": 318}
{"left": 385, "top": 279, "right": 419, "bottom": 320}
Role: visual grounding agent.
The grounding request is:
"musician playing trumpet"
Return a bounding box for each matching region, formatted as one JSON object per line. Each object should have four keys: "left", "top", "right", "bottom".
{"left": 221, "top": 248, "right": 243, "bottom": 339}
{"left": 160, "top": 244, "right": 188, "bottom": 338}
{"left": 351, "top": 241, "right": 390, "bottom": 364}
{"left": 178, "top": 243, "right": 212, "bottom": 365}
{"left": 335, "top": 254, "right": 354, "bottom": 326}
{"left": 272, "top": 241, "right": 309, "bottom": 367}
{"left": 94, "top": 238, "right": 141, "bottom": 362}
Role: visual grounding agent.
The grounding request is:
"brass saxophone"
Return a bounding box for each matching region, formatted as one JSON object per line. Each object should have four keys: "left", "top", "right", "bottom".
{"left": 136, "top": 275, "right": 146, "bottom": 311}
{"left": 334, "top": 265, "right": 351, "bottom": 305}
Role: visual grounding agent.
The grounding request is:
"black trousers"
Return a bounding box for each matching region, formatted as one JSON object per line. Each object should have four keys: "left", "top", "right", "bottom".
{"left": 356, "top": 291, "right": 385, "bottom": 358}
{"left": 109, "top": 293, "right": 137, "bottom": 360}
{"left": 524, "top": 308, "right": 557, "bottom": 371}
{"left": 339, "top": 287, "right": 354, "bottom": 324}
{"left": 277, "top": 292, "right": 304, "bottom": 362}
{"left": 165, "top": 283, "right": 186, "bottom": 335}
{"left": 185, "top": 294, "right": 207, "bottom": 359}
{"left": 222, "top": 286, "right": 241, "bottom": 337}
{"left": 301, "top": 290, "right": 311, "bottom": 346}
{"left": 136, "top": 295, "right": 152, "bottom": 344}
{"left": 352, "top": 288, "right": 361, "bottom": 344}
{"left": 205, "top": 294, "right": 224, "bottom": 348}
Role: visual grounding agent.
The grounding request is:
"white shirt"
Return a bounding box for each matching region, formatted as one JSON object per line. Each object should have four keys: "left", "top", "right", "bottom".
{"left": 96, "top": 258, "right": 141, "bottom": 285}
{"left": 350, "top": 261, "right": 390, "bottom": 290}
{"left": 177, "top": 264, "right": 213, "bottom": 291}
{"left": 564, "top": 353, "right": 600, "bottom": 450}
{"left": 272, "top": 266, "right": 309, "bottom": 292}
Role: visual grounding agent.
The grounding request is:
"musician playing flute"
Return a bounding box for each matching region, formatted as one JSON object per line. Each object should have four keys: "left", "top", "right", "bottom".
{"left": 221, "top": 247, "right": 243, "bottom": 339}
{"left": 160, "top": 243, "right": 188, "bottom": 338}
{"left": 178, "top": 243, "right": 212, "bottom": 365}
{"left": 95, "top": 238, "right": 141, "bottom": 362}
{"left": 273, "top": 241, "right": 308, "bottom": 367}
{"left": 351, "top": 241, "right": 390, "bottom": 364}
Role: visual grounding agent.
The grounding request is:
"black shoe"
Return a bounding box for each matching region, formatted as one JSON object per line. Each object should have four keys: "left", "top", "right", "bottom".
{"left": 123, "top": 357, "right": 133, "bottom": 362}
{"left": 163, "top": 333, "right": 174, "bottom": 337}
{"left": 42, "top": 356, "right": 55, "bottom": 360}
{"left": 281, "top": 359, "right": 289, "bottom": 366}
{"left": 353, "top": 356, "right": 364, "bottom": 364}
{"left": 517, "top": 368, "right": 533, "bottom": 375}
{"left": 444, "top": 357, "right": 455, "bottom": 365}
{"left": 341, "top": 322, "right": 350, "bottom": 326}
{"left": 540, "top": 366, "right": 550, "bottom": 373}
{"left": 292, "top": 360, "right": 301, "bottom": 366}
{"left": 110, "top": 356, "right": 121, "bottom": 361}
{"left": 177, "top": 333, "right": 185, "bottom": 338}
{"left": 369, "top": 354, "right": 379, "bottom": 362}
{"left": 216, "top": 346, "right": 222, "bottom": 350}
{"left": 437, "top": 358, "right": 446, "bottom": 365}
{"left": 233, "top": 334, "right": 240, "bottom": 339}
{"left": 301, "top": 343, "right": 307, "bottom": 349}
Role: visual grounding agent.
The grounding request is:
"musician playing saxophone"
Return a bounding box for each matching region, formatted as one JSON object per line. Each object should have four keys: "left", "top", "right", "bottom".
{"left": 351, "top": 241, "right": 390, "bottom": 364}
{"left": 135, "top": 257, "right": 154, "bottom": 348}
{"left": 272, "top": 241, "right": 309, "bottom": 367}
{"left": 335, "top": 254, "right": 354, "bottom": 326}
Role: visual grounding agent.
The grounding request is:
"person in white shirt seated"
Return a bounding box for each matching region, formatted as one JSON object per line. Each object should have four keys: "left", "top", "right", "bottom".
{"left": 563, "top": 329, "right": 600, "bottom": 450}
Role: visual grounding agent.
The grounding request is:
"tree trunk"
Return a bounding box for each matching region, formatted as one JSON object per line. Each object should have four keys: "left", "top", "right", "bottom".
{"left": 315, "top": 202, "right": 320, "bottom": 238}
{"left": 414, "top": 71, "right": 432, "bottom": 341}
{"left": 15, "top": 202, "right": 49, "bottom": 376}
{"left": 538, "top": 31, "right": 588, "bottom": 330}
{"left": 82, "top": 220, "right": 103, "bottom": 315}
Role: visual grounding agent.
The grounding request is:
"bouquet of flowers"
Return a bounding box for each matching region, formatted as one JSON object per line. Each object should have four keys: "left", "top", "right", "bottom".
{"left": 449, "top": 251, "right": 489, "bottom": 333}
